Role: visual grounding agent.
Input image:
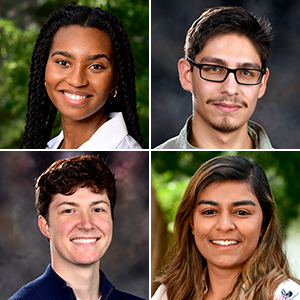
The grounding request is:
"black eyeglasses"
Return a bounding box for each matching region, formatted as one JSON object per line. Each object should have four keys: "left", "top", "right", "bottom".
{"left": 187, "top": 57, "right": 266, "bottom": 86}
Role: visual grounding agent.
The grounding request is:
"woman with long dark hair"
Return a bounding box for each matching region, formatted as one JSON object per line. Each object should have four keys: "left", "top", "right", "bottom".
{"left": 20, "top": 4, "right": 146, "bottom": 149}
{"left": 153, "top": 156, "right": 300, "bottom": 300}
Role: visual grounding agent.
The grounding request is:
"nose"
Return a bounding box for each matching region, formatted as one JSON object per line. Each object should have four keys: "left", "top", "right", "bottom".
{"left": 216, "top": 212, "right": 235, "bottom": 232}
{"left": 220, "top": 72, "right": 239, "bottom": 97}
{"left": 67, "top": 65, "right": 88, "bottom": 87}
{"left": 77, "top": 212, "right": 94, "bottom": 231}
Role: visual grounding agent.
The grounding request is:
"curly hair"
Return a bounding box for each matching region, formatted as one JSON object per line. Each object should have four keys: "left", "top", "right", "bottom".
{"left": 158, "top": 156, "right": 299, "bottom": 300}
{"left": 20, "top": 4, "right": 146, "bottom": 148}
{"left": 35, "top": 155, "right": 116, "bottom": 222}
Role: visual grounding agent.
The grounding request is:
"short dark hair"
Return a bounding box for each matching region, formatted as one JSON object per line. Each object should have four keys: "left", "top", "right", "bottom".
{"left": 184, "top": 6, "right": 273, "bottom": 69}
{"left": 20, "top": 4, "right": 146, "bottom": 149}
{"left": 35, "top": 155, "right": 116, "bottom": 222}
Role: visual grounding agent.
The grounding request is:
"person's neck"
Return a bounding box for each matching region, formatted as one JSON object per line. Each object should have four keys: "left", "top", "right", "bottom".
{"left": 189, "top": 114, "right": 254, "bottom": 149}
{"left": 52, "top": 260, "right": 101, "bottom": 300}
{"left": 205, "top": 264, "right": 242, "bottom": 300}
{"left": 59, "top": 111, "right": 108, "bottom": 149}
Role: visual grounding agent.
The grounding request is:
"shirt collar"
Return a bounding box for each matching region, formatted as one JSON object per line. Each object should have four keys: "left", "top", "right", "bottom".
{"left": 182, "top": 116, "right": 273, "bottom": 149}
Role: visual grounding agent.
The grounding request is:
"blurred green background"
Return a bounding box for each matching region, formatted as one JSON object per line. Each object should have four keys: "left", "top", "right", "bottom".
{"left": 152, "top": 151, "right": 300, "bottom": 233}
{"left": 151, "top": 151, "right": 300, "bottom": 288}
{"left": 0, "top": 0, "right": 149, "bottom": 148}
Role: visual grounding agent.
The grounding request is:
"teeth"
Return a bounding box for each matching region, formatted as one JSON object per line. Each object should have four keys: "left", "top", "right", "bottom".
{"left": 211, "top": 240, "right": 238, "bottom": 246}
{"left": 64, "top": 92, "right": 87, "bottom": 100}
{"left": 72, "top": 238, "right": 97, "bottom": 244}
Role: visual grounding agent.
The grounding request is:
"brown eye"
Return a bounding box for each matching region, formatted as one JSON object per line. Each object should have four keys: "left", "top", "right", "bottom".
{"left": 57, "top": 60, "right": 70, "bottom": 67}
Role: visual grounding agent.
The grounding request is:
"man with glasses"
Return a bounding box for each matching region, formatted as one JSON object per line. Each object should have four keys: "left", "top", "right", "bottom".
{"left": 156, "top": 6, "right": 273, "bottom": 149}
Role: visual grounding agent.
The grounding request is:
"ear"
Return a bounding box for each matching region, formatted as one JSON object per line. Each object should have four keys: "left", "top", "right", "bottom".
{"left": 258, "top": 67, "right": 270, "bottom": 99}
{"left": 190, "top": 217, "right": 195, "bottom": 235}
{"left": 178, "top": 58, "right": 193, "bottom": 92}
{"left": 38, "top": 215, "right": 51, "bottom": 240}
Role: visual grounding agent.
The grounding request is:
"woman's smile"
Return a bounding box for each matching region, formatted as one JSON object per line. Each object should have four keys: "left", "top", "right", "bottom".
{"left": 45, "top": 25, "right": 118, "bottom": 122}
{"left": 192, "top": 180, "right": 263, "bottom": 271}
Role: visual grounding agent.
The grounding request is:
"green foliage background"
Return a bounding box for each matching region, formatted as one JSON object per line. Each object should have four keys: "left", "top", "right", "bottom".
{"left": 152, "top": 151, "right": 300, "bottom": 233}
{"left": 0, "top": 0, "right": 149, "bottom": 148}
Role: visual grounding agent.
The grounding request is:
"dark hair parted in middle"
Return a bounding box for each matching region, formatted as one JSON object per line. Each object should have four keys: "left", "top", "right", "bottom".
{"left": 35, "top": 155, "right": 116, "bottom": 222}
{"left": 159, "top": 155, "right": 296, "bottom": 300}
{"left": 20, "top": 4, "right": 146, "bottom": 149}
{"left": 184, "top": 6, "right": 273, "bottom": 69}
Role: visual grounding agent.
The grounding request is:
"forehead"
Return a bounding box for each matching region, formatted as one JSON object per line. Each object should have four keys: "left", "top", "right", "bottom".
{"left": 195, "top": 33, "right": 262, "bottom": 67}
{"left": 198, "top": 181, "right": 259, "bottom": 203}
{"left": 50, "top": 187, "right": 110, "bottom": 207}
{"left": 50, "top": 25, "right": 114, "bottom": 57}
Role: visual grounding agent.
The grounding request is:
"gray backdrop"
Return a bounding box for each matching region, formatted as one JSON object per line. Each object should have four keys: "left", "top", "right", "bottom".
{"left": 0, "top": 151, "right": 149, "bottom": 300}
{"left": 151, "top": 0, "right": 300, "bottom": 148}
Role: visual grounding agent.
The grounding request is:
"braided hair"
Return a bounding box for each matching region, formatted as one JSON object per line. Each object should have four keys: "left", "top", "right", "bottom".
{"left": 20, "top": 4, "right": 146, "bottom": 148}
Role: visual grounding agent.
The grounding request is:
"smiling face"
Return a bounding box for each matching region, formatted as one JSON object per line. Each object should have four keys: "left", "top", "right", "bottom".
{"left": 38, "top": 187, "right": 113, "bottom": 270}
{"left": 179, "top": 33, "right": 269, "bottom": 133}
{"left": 45, "top": 26, "right": 118, "bottom": 123}
{"left": 191, "top": 180, "right": 263, "bottom": 272}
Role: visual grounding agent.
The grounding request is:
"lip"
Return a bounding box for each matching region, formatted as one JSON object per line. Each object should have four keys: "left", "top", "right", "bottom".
{"left": 61, "top": 90, "right": 92, "bottom": 106}
{"left": 210, "top": 239, "right": 240, "bottom": 248}
{"left": 214, "top": 102, "right": 241, "bottom": 113}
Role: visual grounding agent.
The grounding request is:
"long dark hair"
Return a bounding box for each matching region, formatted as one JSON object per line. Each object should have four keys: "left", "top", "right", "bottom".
{"left": 20, "top": 4, "right": 146, "bottom": 148}
{"left": 159, "top": 156, "right": 298, "bottom": 300}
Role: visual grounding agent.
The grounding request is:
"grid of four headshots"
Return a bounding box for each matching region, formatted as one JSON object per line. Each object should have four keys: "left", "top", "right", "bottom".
{"left": 1, "top": 1, "right": 300, "bottom": 300}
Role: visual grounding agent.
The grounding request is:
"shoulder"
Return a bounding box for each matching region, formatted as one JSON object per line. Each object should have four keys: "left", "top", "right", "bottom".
{"left": 155, "top": 136, "right": 179, "bottom": 149}
{"left": 46, "top": 131, "right": 63, "bottom": 149}
{"left": 100, "top": 270, "right": 145, "bottom": 300}
{"left": 151, "top": 284, "right": 168, "bottom": 300}
{"left": 155, "top": 116, "right": 195, "bottom": 149}
{"left": 247, "top": 120, "right": 273, "bottom": 149}
{"left": 274, "top": 279, "right": 300, "bottom": 299}
{"left": 8, "top": 279, "right": 44, "bottom": 300}
{"left": 116, "top": 135, "right": 142, "bottom": 149}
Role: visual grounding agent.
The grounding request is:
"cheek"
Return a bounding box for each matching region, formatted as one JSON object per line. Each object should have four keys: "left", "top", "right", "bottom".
{"left": 193, "top": 219, "right": 213, "bottom": 246}
{"left": 92, "top": 74, "right": 115, "bottom": 96}
{"left": 97, "top": 218, "right": 113, "bottom": 235}
{"left": 52, "top": 220, "right": 74, "bottom": 238}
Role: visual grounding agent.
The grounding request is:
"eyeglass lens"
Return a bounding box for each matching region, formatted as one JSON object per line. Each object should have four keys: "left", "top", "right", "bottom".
{"left": 200, "top": 65, "right": 262, "bottom": 84}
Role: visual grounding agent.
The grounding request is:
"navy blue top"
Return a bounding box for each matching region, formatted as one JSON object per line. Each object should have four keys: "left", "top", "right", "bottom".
{"left": 8, "top": 265, "right": 145, "bottom": 300}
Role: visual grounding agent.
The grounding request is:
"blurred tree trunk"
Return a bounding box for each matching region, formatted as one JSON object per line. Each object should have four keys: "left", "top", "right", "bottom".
{"left": 151, "top": 187, "right": 171, "bottom": 296}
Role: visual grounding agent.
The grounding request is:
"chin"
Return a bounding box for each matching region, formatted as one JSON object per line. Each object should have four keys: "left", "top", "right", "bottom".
{"left": 210, "top": 119, "right": 243, "bottom": 133}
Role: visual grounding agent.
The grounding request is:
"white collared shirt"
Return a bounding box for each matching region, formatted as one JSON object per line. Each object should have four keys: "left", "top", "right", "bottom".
{"left": 46, "top": 112, "right": 142, "bottom": 149}
{"left": 152, "top": 279, "right": 300, "bottom": 299}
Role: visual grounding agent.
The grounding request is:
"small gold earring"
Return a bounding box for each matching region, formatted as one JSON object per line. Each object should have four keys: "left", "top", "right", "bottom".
{"left": 112, "top": 86, "right": 118, "bottom": 98}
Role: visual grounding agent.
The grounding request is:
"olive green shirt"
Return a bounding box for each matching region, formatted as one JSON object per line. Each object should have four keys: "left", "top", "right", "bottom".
{"left": 155, "top": 116, "right": 273, "bottom": 149}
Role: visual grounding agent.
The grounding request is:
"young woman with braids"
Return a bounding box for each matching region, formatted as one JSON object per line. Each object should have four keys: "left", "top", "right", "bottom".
{"left": 152, "top": 156, "right": 300, "bottom": 300}
{"left": 20, "top": 4, "right": 146, "bottom": 149}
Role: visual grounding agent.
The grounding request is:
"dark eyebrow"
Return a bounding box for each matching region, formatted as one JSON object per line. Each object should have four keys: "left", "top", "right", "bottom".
{"left": 199, "top": 56, "right": 261, "bottom": 70}
{"left": 57, "top": 200, "right": 110, "bottom": 207}
{"left": 51, "top": 51, "right": 74, "bottom": 59}
{"left": 198, "top": 200, "right": 219, "bottom": 206}
{"left": 87, "top": 54, "right": 111, "bottom": 62}
{"left": 238, "top": 62, "right": 261, "bottom": 70}
{"left": 51, "top": 51, "right": 111, "bottom": 63}
{"left": 91, "top": 200, "right": 110, "bottom": 207}
{"left": 57, "top": 201, "right": 78, "bottom": 207}
{"left": 197, "top": 200, "right": 256, "bottom": 206}
{"left": 231, "top": 200, "right": 256, "bottom": 207}
{"left": 199, "top": 56, "right": 226, "bottom": 65}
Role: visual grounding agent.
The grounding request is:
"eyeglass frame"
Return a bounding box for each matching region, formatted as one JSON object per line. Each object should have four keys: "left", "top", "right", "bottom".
{"left": 187, "top": 57, "right": 266, "bottom": 86}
